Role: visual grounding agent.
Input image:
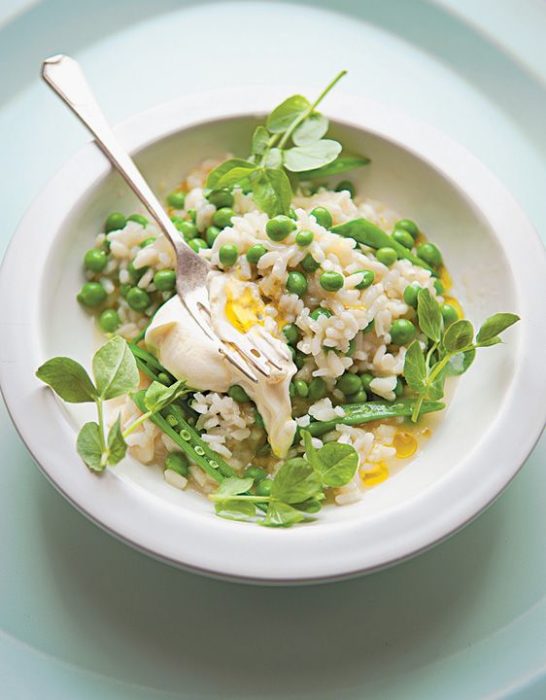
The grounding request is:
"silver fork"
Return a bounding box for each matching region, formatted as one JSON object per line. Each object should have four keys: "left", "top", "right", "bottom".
{"left": 41, "top": 54, "right": 285, "bottom": 383}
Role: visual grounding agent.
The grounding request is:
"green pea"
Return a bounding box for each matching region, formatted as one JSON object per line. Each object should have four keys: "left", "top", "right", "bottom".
{"left": 104, "top": 212, "right": 126, "bottom": 233}
{"left": 244, "top": 466, "right": 267, "bottom": 482}
{"left": 441, "top": 303, "right": 459, "bottom": 327}
{"left": 153, "top": 269, "right": 176, "bottom": 291}
{"left": 392, "top": 229, "right": 415, "bottom": 250}
{"left": 157, "top": 372, "right": 173, "bottom": 386}
{"left": 403, "top": 283, "right": 420, "bottom": 308}
{"left": 394, "top": 377, "right": 404, "bottom": 398}
{"left": 266, "top": 215, "right": 296, "bottom": 241}
{"left": 376, "top": 247, "right": 398, "bottom": 266}
{"left": 363, "top": 319, "right": 375, "bottom": 334}
{"left": 174, "top": 219, "right": 199, "bottom": 240}
{"left": 206, "top": 225, "right": 221, "bottom": 247}
{"left": 166, "top": 191, "right": 186, "bottom": 209}
{"left": 294, "top": 379, "right": 309, "bottom": 398}
{"left": 310, "top": 206, "right": 332, "bottom": 228}
{"left": 295, "top": 230, "right": 314, "bottom": 247}
{"left": 228, "top": 385, "right": 250, "bottom": 403}
{"left": 212, "top": 207, "right": 236, "bottom": 229}
{"left": 395, "top": 219, "right": 419, "bottom": 240}
{"left": 188, "top": 238, "right": 208, "bottom": 253}
{"left": 390, "top": 319, "right": 417, "bottom": 345}
{"left": 77, "top": 282, "right": 107, "bottom": 307}
{"left": 256, "top": 479, "right": 273, "bottom": 497}
{"left": 310, "top": 307, "right": 332, "bottom": 321}
{"left": 84, "top": 248, "right": 108, "bottom": 273}
{"left": 289, "top": 382, "right": 295, "bottom": 398}
{"left": 346, "top": 337, "right": 356, "bottom": 357}
{"left": 187, "top": 208, "right": 197, "bottom": 223}
{"left": 246, "top": 244, "right": 267, "bottom": 264}
{"left": 289, "top": 347, "right": 306, "bottom": 369}
{"left": 359, "top": 372, "right": 374, "bottom": 391}
{"left": 119, "top": 283, "right": 131, "bottom": 298}
{"left": 127, "top": 213, "right": 148, "bottom": 226}
{"left": 335, "top": 180, "right": 355, "bottom": 197}
{"left": 302, "top": 254, "right": 320, "bottom": 272}
{"left": 286, "top": 271, "right": 308, "bottom": 297}
{"left": 128, "top": 261, "right": 146, "bottom": 281}
{"left": 347, "top": 389, "right": 367, "bottom": 404}
{"left": 282, "top": 323, "right": 299, "bottom": 346}
{"left": 355, "top": 269, "right": 375, "bottom": 290}
{"left": 126, "top": 287, "right": 151, "bottom": 311}
{"left": 98, "top": 308, "right": 120, "bottom": 333}
{"left": 254, "top": 410, "right": 265, "bottom": 428}
{"left": 165, "top": 451, "right": 189, "bottom": 477}
{"left": 139, "top": 237, "right": 156, "bottom": 248}
{"left": 434, "top": 279, "right": 445, "bottom": 295}
{"left": 319, "top": 270, "right": 344, "bottom": 292}
{"left": 417, "top": 242, "right": 442, "bottom": 267}
{"left": 308, "top": 377, "right": 327, "bottom": 401}
{"left": 336, "top": 372, "right": 362, "bottom": 395}
{"left": 207, "top": 189, "right": 234, "bottom": 208}
{"left": 219, "top": 244, "right": 238, "bottom": 267}
{"left": 288, "top": 208, "right": 298, "bottom": 220}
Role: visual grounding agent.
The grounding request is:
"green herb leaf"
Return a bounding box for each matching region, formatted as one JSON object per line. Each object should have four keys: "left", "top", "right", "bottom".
{"left": 476, "top": 336, "right": 502, "bottom": 348}
{"left": 250, "top": 167, "right": 292, "bottom": 216}
{"left": 427, "top": 370, "right": 447, "bottom": 400}
{"left": 76, "top": 421, "right": 104, "bottom": 471}
{"left": 36, "top": 356, "right": 97, "bottom": 403}
{"left": 417, "top": 288, "right": 443, "bottom": 343}
{"left": 314, "top": 443, "right": 359, "bottom": 487}
{"left": 443, "top": 319, "right": 474, "bottom": 352}
{"left": 262, "top": 501, "right": 311, "bottom": 527}
{"left": 143, "top": 379, "right": 188, "bottom": 413}
{"left": 404, "top": 340, "right": 427, "bottom": 392}
{"left": 292, "top": 113, "right": 329, "bottom": 145}
{"left": 216, "top": 165, "right": 257, "bottom": 189}
{"left": 271, "top": 457, "right": 322, "bottom": 504}
{"left": 266, "top": 94, "right": 310, "bottom": 133}
{"left": 297, "top": 155, "right": 370, "bottom": 179}
{"left": 214, "top": 477, "right": 254, "bottom": 498}
{"left": 284, "top": 139, "right": 342, "bottom": 173}
{"left": 206, "top": 158, "right": 256, "bottom": 189}
{"left": 263, "top": 147, "right": 283, "bottom": 169}
{"left": 92, "top": 336, "right": 139, "bottom": 400}
{"left": 106, "top": 415, "right": 127, "bottom": 465}
{"left": 445, "top": 348, "right": 476, "bottom": 376}
{"left": 476, "top": 312, "right": 520, "bottom": 344}
{"left": 214, "top": 499, "right": 257, "bottom": 522}
{"left": 251, "top": 125, "right": 270, "bottom": 156}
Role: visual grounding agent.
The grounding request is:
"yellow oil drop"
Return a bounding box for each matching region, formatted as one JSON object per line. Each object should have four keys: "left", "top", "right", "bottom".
{"left": 439, "top": 265, "right": 453, "bottom": 292}
{"left": 393, "top": 431, "right": 418, "bottom": 459}
{"left": 225, "top": 287, "right": 265, "bottom": 334}
{"left": 360, "top": 462, "right": 389, "bottom": 487}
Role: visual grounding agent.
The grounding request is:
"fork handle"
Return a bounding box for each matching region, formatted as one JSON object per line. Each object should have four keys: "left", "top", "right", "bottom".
{"left": 41, "top": 54, "right": 181, "bottom": 251}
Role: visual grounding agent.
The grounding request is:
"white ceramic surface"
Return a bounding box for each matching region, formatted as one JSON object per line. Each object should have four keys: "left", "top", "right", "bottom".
{"left": 1, "top": 88, "right": 545, "bottom": 583}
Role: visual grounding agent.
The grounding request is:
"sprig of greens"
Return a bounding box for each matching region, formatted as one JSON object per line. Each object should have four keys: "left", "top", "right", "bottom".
{"left": 403, "top": 289, "right": 520, "bottom": 421}
{"left": 206, "top": 70, "right": 369, "bottom": 217}
{"left": 209, "top": 430, "right": 359, "bottom": 527}
{"left": 36, "top": 336, "right": 189, "bottom": 471}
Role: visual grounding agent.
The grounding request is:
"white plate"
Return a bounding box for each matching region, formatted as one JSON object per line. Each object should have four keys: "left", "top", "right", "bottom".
{"left": 1, "top": 88, "right": 545, "bottom": 583}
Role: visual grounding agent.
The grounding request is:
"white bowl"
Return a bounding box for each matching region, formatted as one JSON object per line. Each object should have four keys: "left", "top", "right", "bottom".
{"left": 1, "top": 88, "right": 545, "bottom": 584}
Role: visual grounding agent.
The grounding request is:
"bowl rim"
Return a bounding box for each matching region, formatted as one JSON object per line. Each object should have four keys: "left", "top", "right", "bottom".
{"left": 1, "top": 87, "right": 545, "bottom": 584}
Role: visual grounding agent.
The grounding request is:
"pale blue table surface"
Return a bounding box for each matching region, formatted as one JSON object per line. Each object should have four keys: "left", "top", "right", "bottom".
{"left": 1, "top": 1, "right": 545, "bottom": 698}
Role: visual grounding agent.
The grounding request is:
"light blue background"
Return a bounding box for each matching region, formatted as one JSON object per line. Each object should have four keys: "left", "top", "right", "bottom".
{"left": 1, "top": 1, "right": 545, "bottom": 698}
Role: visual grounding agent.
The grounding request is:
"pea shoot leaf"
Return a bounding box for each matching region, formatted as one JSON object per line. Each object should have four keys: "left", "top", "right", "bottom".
{"left": 297, "top": 155, "right": 370, "bottom": 179}
{"left": 263, "top": 147, "right": 283, "bottom": 169}
{"left": 443, "top": 319, "right": 474, "bottom": 352}
{"left": 36, "top": 356, "right": 97, "bottom": 403}
{"left": 445, "top": 348, "right": 476, "bottom": 376}
{"left": 215, "top": 500, "right": 257, "bottom": 522}
{"left": 216, "top": 164, "right": 257, "bottom": 189}
{"left": 92, "top": 336, "right": 139, "bottom": 400}
{"left": 476, "top": 312, "right": 519, "bottom": 344}
{"left": 403, "top": 341, "right": 427, "bottom": 392}
{"left": 76, "top": 421, "right": 104, "bottom": 471}
{"left": 213, "top": 477, "right": 254, "bottom": 499}
{"left": 266, "top": 94, "right": 310, "bottom": 133}
{"left": 250, "top": 167, "right": 292, "bottom": 216}
{"left": 315, "top": 443, "right": 359, "bottom": 487}
{"left": 251, "top": 125, "right": 269, "bottom": 156}
{"left": 262, "top": 501, "right": 313, "bottom": 527}
{"left": 284, "top": 139, "right": 342, "bottom": 173}
{"left": 271, "top": 457, "right": 322, "bottom": 504}
{"left": 417, "top": 288, "right": 443, "bottom": 343}
{"left": 143, "top": 379, "right": 188, "bottom": 413}
{"left": 206, "top": 158, "right": 256, "bottom": 189}
{"left": 106, "top": 415, "right": 127, "bottom": 465}
{"left": 292, "top": 113, "right": 329, "bottom": 145}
